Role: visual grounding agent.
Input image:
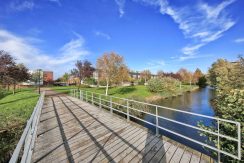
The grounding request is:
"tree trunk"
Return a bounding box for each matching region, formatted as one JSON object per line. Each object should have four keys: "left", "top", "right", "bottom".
{"left": 13, "top": 82, "right": 16, "bottom": 94}
{"left": 105, "top": 80, "right": 109, "bottom": 96}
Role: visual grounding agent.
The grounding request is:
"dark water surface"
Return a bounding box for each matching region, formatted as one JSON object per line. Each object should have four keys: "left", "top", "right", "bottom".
{"left": 133, "top": 87, "right": 217, "bottom": 156}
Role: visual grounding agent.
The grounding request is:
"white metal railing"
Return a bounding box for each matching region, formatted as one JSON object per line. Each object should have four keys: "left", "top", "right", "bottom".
{"left": 9, "top": 91, "right": 45, "bottom": 163}
{"left": 71, "top": 89, "right": 241, "bottom": 161}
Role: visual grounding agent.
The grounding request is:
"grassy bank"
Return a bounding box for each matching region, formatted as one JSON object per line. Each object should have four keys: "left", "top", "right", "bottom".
{"left": 51, "top": 84, "right": 198, "bottom": 101}
{"left": 0, "top": 88, "right": 39, "bottom": 162}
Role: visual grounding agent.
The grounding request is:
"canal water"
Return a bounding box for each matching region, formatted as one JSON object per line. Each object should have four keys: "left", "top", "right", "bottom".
{"left": 137, "top": 87, "right": 217, "bottom": 156}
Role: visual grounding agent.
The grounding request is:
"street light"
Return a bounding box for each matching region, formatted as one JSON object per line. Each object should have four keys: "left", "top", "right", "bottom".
{"left": 38, "top": 69, "right": 41, "bottom": 94}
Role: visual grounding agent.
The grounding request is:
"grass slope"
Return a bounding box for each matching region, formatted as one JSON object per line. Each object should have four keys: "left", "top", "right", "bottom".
{"left": 0, "top": 88, "right": 39, "bottom": 162}
{"left": 52, "top": 85, "right": 198, "bottom": 100}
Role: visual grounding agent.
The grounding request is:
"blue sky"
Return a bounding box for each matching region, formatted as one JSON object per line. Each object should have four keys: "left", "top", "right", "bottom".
{"left": 0, "top": 0, "right": 243, "bottom": 78}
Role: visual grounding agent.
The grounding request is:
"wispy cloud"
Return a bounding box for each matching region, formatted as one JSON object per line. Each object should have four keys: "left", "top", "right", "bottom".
{"left": 144, "top": 60, "right": 165, "bottom": 70}
{"left": 137, "top": 0, "right": 236, "bottom": 60}
{"left": 234, "top": 38, "right": 244, "bottom": 43}
{"left": 48, "top": 0, "right": 62, "bottom": 6}
{"left": 9, "top": 0, "right": 35, "bottom": 11}
{"left": 179, "top": 54, "right": 213, "bottom": 61}
{"left": 115, "top": 0, "right": 125, "bottom": 17}
{"left": 0, "top": 28, "right": 89, "bottom": 78}
{"left": 94, "top": 31, "right": 111, "bottom": 40}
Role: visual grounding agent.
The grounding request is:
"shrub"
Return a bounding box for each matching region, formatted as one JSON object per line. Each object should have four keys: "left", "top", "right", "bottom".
{"left": 0, "top": 88, "right": 10, "bottom": 99}
{"left": 197, "top": 76, "right": 207, "bottom": 88}
{"left": 147, "top": 77, "right": 179, "bottom": 93}
{"left": 84, "top": 78, "right": 97, "bottom": 85}
{"left": 138, "top": 79, "right": 145, "bottom": 85}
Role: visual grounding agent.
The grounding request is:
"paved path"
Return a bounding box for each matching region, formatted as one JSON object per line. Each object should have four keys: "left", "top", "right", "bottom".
{"left": 32, "top": 92, "right": 214, "bottom": 163}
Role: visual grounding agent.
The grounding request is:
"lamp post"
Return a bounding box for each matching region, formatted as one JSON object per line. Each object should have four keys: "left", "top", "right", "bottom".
{"left": 38, "top": 69, "right": 41, "bottom": 94}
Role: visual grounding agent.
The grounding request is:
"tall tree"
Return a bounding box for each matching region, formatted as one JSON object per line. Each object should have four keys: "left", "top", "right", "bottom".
{"left": 74, "top": 60, "right": 95, "bottom": 88}
{"left": 177, "top": 68, "right": 193, "bottom": 85}
{"left": 118, "top": 65, "right": 129, "bottom": 84}
{"left": 97, "top": 52, "right": 127, "bottom": 95}
{"left": 61, "top": 73, "right": 70, "bottom": 83}
{"left": 9, "top": 64, "right": 30, "bottom": 93}
{"left": 157, "top": 70, "right": 164, "bottom": 78}
{"left": 203, "top": 57, "right": 244, "bottom": 161}
{"left": 141, "top": 70, "right": 151, "bottom": 83}
{"left": 0, "top": 51, "right": 15, "bottom": 84}
{"left": 193, "top": 68, "right": 203, "bottom": 84}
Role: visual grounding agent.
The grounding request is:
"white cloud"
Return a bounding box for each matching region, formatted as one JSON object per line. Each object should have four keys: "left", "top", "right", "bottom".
{"left": 234, "top": 38, "right": 244, "bottom": 43}
{"left": 9, "top": 0, "right": 34, "bottom": 11}
{"left": 144, "top": 60, "right": 165, "bottom": 70}
{"left": 181, "top": 43, "right": 205, "bottom": 56}
{"left": 179, "top": 54, "right": 212, "bottom": 61}
{"left": 115, "top": 0, "right": 125, "bottom": 17}
{"left": 136, "top": 0, "right": 236, "bottom": 59}
{"left": 94, "top": 31, "right": 111, "bottom": 40}
{"left": 0, "top": 29, "right": 89, "bottom": 78}
{"left": 48, "top": 0, "right": 62, "bottom": 6}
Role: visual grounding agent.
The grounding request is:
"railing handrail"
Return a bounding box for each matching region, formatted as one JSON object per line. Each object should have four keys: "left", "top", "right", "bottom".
{"left": 9, "top": 91, "right": 45, "bottom": 163}
{"left": 81, "top": 90, "right": 239, "bottom": 124}
{"left": 71, "top": 89, "right": 241, "bottom": 161}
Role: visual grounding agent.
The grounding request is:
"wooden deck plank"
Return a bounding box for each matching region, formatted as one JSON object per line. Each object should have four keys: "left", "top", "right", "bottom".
{"left": 169, "top": 146, "right": 186, "bottom": 163}
{"left": 180, "top": 147, "right": 193, "bottom": 163}
{"left": 34, "top": 115, "right": 131, "bottom": 162}
{"left": 129, "top": 136, "right": 160, "bottom": 162}
{"left": 112, "top": 131, "right": 155, "bottom": 162}
{"left": 159, "top": 143, "right": 178, "bottom": 163}
{"left": 119, "top": 135, "right": 156, "bottom": 163}
{"left": 140, "top": 137, "right": 167, "bottom": 163}
{"left": 98, "top": 128, "right": 147, "bottom": 162}
{"left": 75, "top": 126, "right": 143, "bottom": 162}
{"left": 149, "top": 141, "right": 172, "bottom": 163}
{"left": 31, "top": 93, "right": 213, "bottom": 163}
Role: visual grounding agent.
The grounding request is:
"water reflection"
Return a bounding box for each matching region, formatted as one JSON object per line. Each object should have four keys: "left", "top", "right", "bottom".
{"left": 143, "top": 87, "right": 216, "bottom": 156}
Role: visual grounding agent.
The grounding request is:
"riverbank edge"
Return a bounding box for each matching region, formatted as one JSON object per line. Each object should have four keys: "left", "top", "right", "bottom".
{"left": 145, "top": 86, "right": 199, "bottom": 103}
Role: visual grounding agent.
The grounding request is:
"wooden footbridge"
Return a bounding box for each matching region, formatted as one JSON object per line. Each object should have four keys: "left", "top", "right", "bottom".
{"left": 9, "top": 89, "right": 242, "bottom": 163}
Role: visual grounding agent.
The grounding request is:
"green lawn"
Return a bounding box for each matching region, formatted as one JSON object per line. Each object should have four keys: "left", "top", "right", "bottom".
{"left": 51, "top": 84, "right": 198, "bottom": 101}
{"left": 0, "top": 88, "right": 39, "bottom": 162}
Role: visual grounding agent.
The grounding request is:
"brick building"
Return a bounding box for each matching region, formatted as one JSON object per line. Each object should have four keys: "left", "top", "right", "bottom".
{"left": 43, "top": 71, "right": 53, "bottom": 85}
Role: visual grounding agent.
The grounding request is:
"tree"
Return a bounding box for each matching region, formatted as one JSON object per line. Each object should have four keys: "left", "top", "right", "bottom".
{"left": 97, "top": 52, "right": 127, "bottom": 95}
{"left": 141, "top": 70, "right": 151, "bottom": 83}
{"left": 197, "top": 76, "right": 207, "bottom": 88}
{"left": 12, "top": 64, "right": 30, "bottom": 93}
{"left": 83, "top": 60, "right": 95, "bottom": 79}
{"left": 163, "top": 72, "right": 182, "bottom": 81}
{"left": 193, "top": 68, "right": 203, "bottom": 84}
{"left": 73, "top": 60, "right": 95, "bottom": 88}
{"left": 201, "top": 56, "right": 244, "bottom": 161}
{"left": 118, "top": 65, "right": 129, "bottom": 84}
{"left": 157, "top": 70, "right": 164, "bottom": 78}
{"left": 61, "top": 73, "right": 70, "bottom": 83}
{"left": 177, "top": 68, "right": 193, "bottom": 85}
{"left": 0, "top": 51, "right": 29, "bottom": 93}
{"left": 0, "top": 51, "right": 15, "bottom": 85}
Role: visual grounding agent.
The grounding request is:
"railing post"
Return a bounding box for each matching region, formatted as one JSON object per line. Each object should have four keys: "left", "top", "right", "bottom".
{"left": 156, "top": 106, "right": 159, "bottom": 136}
{"left": 127, "top": 99, "right": 130, "bottom": 122}
{"left": 110, "top": 97, "right": 113, "bottom": 114}
{"left": 81, "top": 91, "right": 83, "bottom": 101}
{"left": 79, "top": 90, "right": 81, "bottom": 100}
{"left": 217, "top": 118, "right": 220, "bottom": 163}
{"left": 92, "top": 92, "right": 94, "bottom": 105}
{"left": 99, "top": 95, "right": 101, "bottom": 109}
{"left": 237, "top": 122, "right": 241, "bottom": 160}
